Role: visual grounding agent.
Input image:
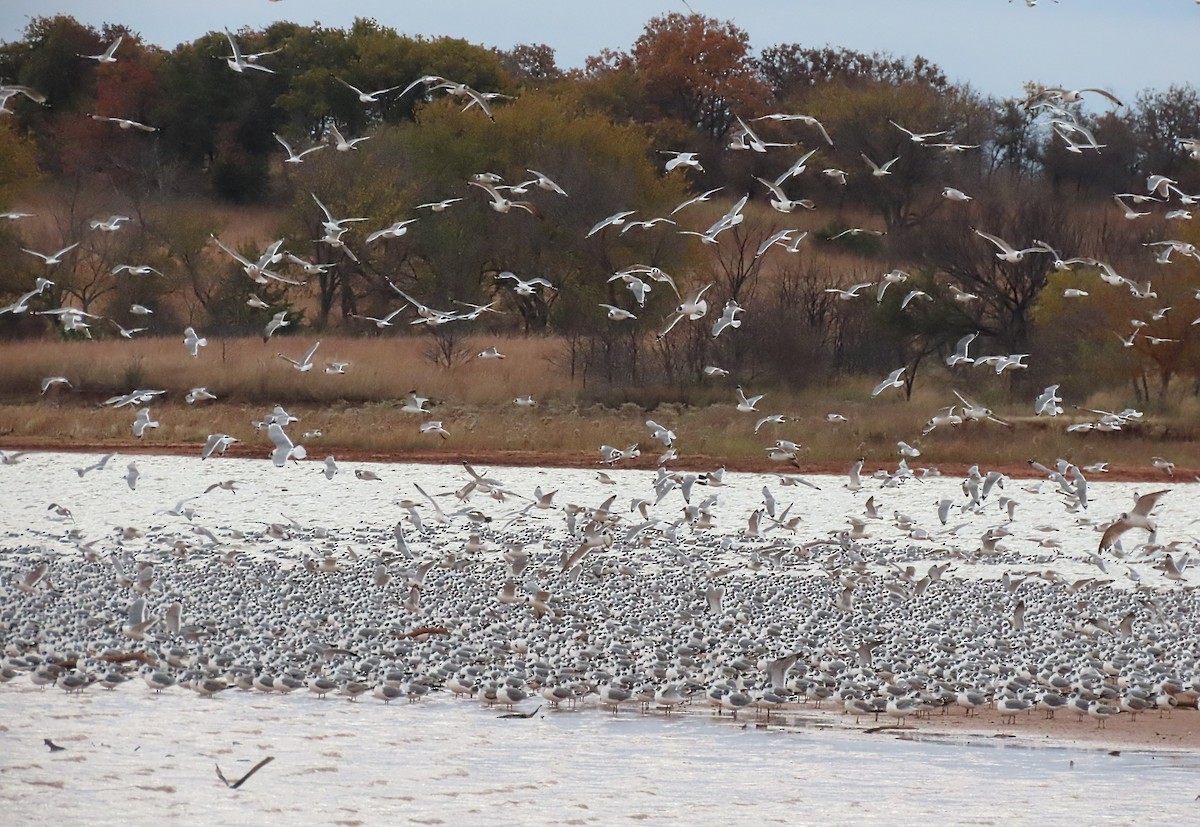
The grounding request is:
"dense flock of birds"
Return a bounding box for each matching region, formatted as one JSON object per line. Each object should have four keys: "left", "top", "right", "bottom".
{"left": 2, "top": 20, "right": 1199, "bottom": 735}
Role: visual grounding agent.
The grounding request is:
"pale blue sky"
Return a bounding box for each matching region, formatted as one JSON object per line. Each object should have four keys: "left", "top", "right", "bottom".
{"left": 1, "top": 1, "right": 1193, "bottom": 103}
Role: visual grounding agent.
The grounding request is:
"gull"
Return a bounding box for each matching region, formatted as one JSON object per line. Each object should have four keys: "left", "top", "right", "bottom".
{"left": 1099, "top": 490, "right": 1169, "bottom": 551}
{"left": 329, "top": 123, "right": 370, "bottom": 151}
{"left": 972, "top": 228, "right": 1047, "bottom": 263}
{"left": 1113, "top": 195, "right": 1150, "bottom": 220}
{"left": 619, "top": 216, "right": 676, "bottom": 233}
{"left": 755, "top": 176, "right": 814, "bottom": 213}
{"left": 755, "top": 229, "right": 799, "bottom": 258}
{"left": 754, "top": 414, "right": 786, "bottom": 433}
{"left": 468, "top": 180, "right": 541, "bottom": 217}
{"left": 945, "top": 333, "right": 977, "bottom": 366}
{"left": 76, "top": 453, "right": 115, "bottom": 478}
{"left": 263, "top": 311, "right": 289, "bottom": 341}
{"left": 657, "top": 283, "right": 713, "bottom": 339}
{"left": 823, "top": 167, "right": 849, "bottom": 185}
{"left": 861, "top": 152, "right": 899, "bottom": 176}
{"left": 182, "top": 327, "right": 208, "bottom": 358}
{"left": 773, "top": 147, "right": 820, "bottom": 185}
{"left": 131, "top": 407, "right": 159, "bottom": 438}
{"left": 952, "top": 390, "right": 1010, "bottom": 426}
{"left": 703, "top": 366, "right": 729, "bottom": 378}
{"left": 130, "top": 304, "right": 153, "bottom": 315}
{"left": 735, "top": 386, "right": 763, "bottom": 412}
{"left": 828, "top": 227, "right": 884, "bottom": 240}
{"left": 942, "top": 187, "right": 972, "bottom": 202}
{"left": 80, "top": 35, "right": 123, "bottom": 62}
{"left": 416, "top": 197, "right": 462, "bottom": 212}
{"left": 496, "top": 271, "right": 553, "bottom": 296}
{"left": 871, "top": 367, "right": 906, "bottom": 397}
{"left": 279, "top": 340, "right": 320, "bottom": 372}
{"left": 587, "top": 209, "right": 636, "bottom": 237}
{"left": 210, "top": 235, "right": 296, "bottom": 285}
{"left": 1063, "top": 288, "right": 1088, "bottom": 298}
{"left": 365, "top": 219, "right": 418, "bottom": 244}
{"left": 948, "top": 285, "right": 979, "bottom": 303}
{"left": 89, "top": 114, "right": 156, "bottom": 132}
{"left": 600, "top": 303, "right": 637, "bottom": 321}
{"left": 336, "top": 77, "right": 401, "bottom": 103}
{"left": 201, "top": 433, "right": 238, "bottom": 459}
{"left": 711, "top": 300, "right": 743, "bottom": 337}
{"left": 729, "top": 115, "right": 796, "bottom": 152}
{"left": 223, "top": 29, "right": 275, "bottom": 73}
{"left": 922, "top": 405, "right": 963, "bottom": 434}
{"left": 1042, "top": 86, "right": 1123, "bottom": 108}
{"left": 352, "top": 305, "right": 407, "bottom": 329}
{"left": 1151, "top": 456, "right": 1175, "bottom": 477}
{"left": 478, "top": 346, "right": 505, "bottom": 360}
{"left": 40, "top": 376, "right": 71, "bottom": 394}
{"left": 875, "top": 269, "right": 909, "bottom": 303}
{"left": 889, "top": 120, "right": 947, "bottom": 143}
{"left": 111, "top": 263, "right": 163, "bottom": 277}
{"left": 124, "top": 463, "right": 139, "bottom": 491}
{"left": 753, "top": 112, "right": 834, "bottom": 145}
{"left": 670, "top": 187, "right": 723, "bottom": 215}
{"left": 607, "top": 271, "right": 652, "bottom": 305}
{"left": 1033, "top": 384, "right": 1063, "bottom": 416}
{"left": 661, "top": 151, "right": 703, "bottom": 172}
{"left": 824, "top": 282, "right": 873, "bottom": 300}
{"left": 931, "top": 142, "right": 981, "bottom": 153}
{"left": 899, "top": 289, "right": 931, "bottom": 309}
{"left": 524, "top": 168, "right": 568, "bottom": 196}
{"left": 266, "top": 422, "right": 306, "bottom": 466}
{"left": 203, "top": 479, "right": 238, "bottom": 494}
{"left": 419, "top": 420, "right": 450, "bottom": 440}
{"left": 21, "top": 242, "right": 79, "bottom": 266}
{"left": 401, "top": 391, "right": 431, "bottom": 414}
{"left": 0, "top": 450, "right": 30, "bottom": 464}
{"left": 273, "top": 132, "right": 325, "bottom": 163}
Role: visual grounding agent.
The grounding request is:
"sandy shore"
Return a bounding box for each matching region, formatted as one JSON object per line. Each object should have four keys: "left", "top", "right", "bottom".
{"left": 0, "top": 437, "right": 1191, "bottom": 483}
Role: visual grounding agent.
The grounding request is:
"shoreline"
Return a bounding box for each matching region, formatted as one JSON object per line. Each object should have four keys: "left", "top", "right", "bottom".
{"left": 0, "top": 439, "right": 1192, "bottom": 483}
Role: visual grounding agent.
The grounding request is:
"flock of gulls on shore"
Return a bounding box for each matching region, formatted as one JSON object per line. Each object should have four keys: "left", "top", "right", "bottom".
{"left": 2, "top": 20, "right": 1200, "bottom": 737}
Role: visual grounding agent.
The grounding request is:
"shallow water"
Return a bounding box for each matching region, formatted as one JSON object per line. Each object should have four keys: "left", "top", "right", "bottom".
{"left": 1, "top": 452, "right": 1197, "bottom": 825}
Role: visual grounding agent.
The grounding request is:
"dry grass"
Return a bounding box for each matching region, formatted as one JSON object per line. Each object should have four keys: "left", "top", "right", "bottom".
{"left": 1, "top": 335, "right": 1198, "bottom": 474}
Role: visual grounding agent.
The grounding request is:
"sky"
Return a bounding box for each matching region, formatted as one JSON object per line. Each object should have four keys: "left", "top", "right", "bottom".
{"left": 0, "top": 1, "right": 1194, "bottom": 104}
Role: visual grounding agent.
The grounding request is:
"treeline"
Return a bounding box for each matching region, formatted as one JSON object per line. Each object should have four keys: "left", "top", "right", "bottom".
{"left": 0, "top": 12, "right": 1198, "bottom": 405}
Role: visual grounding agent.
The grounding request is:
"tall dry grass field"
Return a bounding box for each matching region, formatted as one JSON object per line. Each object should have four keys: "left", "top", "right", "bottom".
{"left": 0, "top": 335, "right": 1197, "bottom": 474}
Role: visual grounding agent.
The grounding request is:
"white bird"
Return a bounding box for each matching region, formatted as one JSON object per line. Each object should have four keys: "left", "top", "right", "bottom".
{"left": 266, "top": 422, "right": 306, "bottom": 467}
{"left": 329, "top": 124, "right": 370, "bottom": 152}
{"left": 125, "top": 462, "right": 139, "bottom": 490}
{"left": 496, "top": 271, "right": 553, "bottom": 296}
{"left": 587, "top": 210, "right": 636, "bottom": 237}
{"left": 274, "top": 132, "right": 325, "bottom": 163}
{"left": 416, "top": 198, "right": 463, "bottom": 212}
{"left": 263, "top": 311, "right": 290, "bottom": 341}
{"left": 871, "top": 367, "right": 906, "bottom": 398}
{"left": 824, "top": 282, "right": 874, "bottom": 300}
{"left": 942, "top": 187, "right": 972, "bottom": 202}
{"left": 600, "top": 303, "right": 637, "bottom": 321}
{"left": 753, "top": 112, "right": 834, "bottom": 145}
{"left": 467, "top": 180, "right": 541, "bottom": 217}
{"left": 1098, "top": 489, "right": 1170, "bottom": 551}
{"left": 131, "top": 408, "right": 159, "bottom": 438}
{"left": 323, "top": 455, "right": 338, "bottom": 480}
{"left": 40, "top": 376, "right": 71, "bottom": 394}
{"left": 21, "top": 242, "right": 79, "bottom": 266}
{"left": 711, "top": 300, "right": 743, "bottom": 338}
{"left": 861, "top": 152, "right": 899, "bottom": 176}
{"left": 279, "top": 341, "right": 320, "bottom": 372}
{"left": 945, "top": 333, "right": 977, "bottom": 367}
{"left": 336, "top": 77, "right": 401, "bottom": 103}
{"left": 661, "top": 151, "right": 703, "bottom": 172}
{"left": 972, "top": 228, "right": 1046, "bottom": 263}
{"left": 524, "top": 168, "right": 568, "bottom": 196}
{"left": 670, "top": 187, "right": 723, "bottom": 215}
{"left": 182, "top": 327, "right": 207, "bottom": 358}
{"left": 401, "top": 391, "right": 431, "bottom": 414}
{"left": 735, "top": 386, "right": 763, "bottom": 412}
{"left": 419, "top": 420, "right": 450, "bottom": 440}
{"left": 223, "top": 29, "right": 275, "bottom": 73}
{"left": 889, "top": 119, "right": 947, "bottom": 143}
{"left": 90, "top": 114, "right": 156, "bottom": 132}
{"left": 477, "top": 346, "right": 505, "bottom": 360}
{"left": 80, "top": 35, "right": 123, "bottom": 63}
{"left": 365, "top": 219, "right": 419, "bottom": 244}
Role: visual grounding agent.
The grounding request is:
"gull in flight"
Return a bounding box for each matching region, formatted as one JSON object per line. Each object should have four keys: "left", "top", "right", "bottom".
{"left": 660, "top": 151, "right": 703, "bottom": 172}
{"left": 711, "top": 300, "right": 743, "bottom": 337}
{"left": 972, "top": 228, "right": 1047, "bottom": 263}
{"left": 182, "top": 326, "right": 208, "bottom": 358}
{"left": 329, "top": 124, "right": 370, "bottom": 151}
{"left": 496, "top": 271, "right": 553, "bottom": 296}
{"left": 266, "top": 423, "right": 306, "bottom": 466}
{"left": 586, "top": 209, "right": 636, "bottom": 237}
{"left": 21, "top": 242, "right": 79, "bottom": 266}
{"left": 40, "top": 376, "right": 71, "bottom": 394}
{"left": 861, "top": 152, "right": 900, "bottom": 176}
{"left": 90, "top": 215, "right": 132, "bottom": 232}
{"left": 263, "top": 311, "right": 290, "bottom": 341}
{"left": 111, "top": 264, "right": 163, "bottom": 277}
{"left": 419, "top": 420, "right": 450, "bottom": 440}
{"left": 754, "top": 176, "right": 814, "bottom": 213}
{"left": 274, "top": 132, "right": 325, "bottom": 163}
{"left": 524, "top": 169, "right": 568, "bottom": 196}
{"left": 279, "top": 340, "right": 320, "bottom": 372}
{"left": 80, "top": 35, "right": 123, "bottom": 63}
{"left": 201, "top": 433, "right": 238, "bottom": 459}
{"left": 336, "top": 77, "right": 402, "bottom": 103}
{"left": 871, "top": 367, "right": 906, "bottom": 397}
{"left": 401, "top": 391, "right": 431, "bottom": 414}
{"left": 824, "top": 282, "right": 873, "bottom": 300}
{"left": 416, "top": 198, "right": 463, "bottom": 212}
{"left": 735, "top": 386, "right": 763, "bottom": 412}
{"left": 889, "top": 120, "right": 948, "bottom": 143}
{"left": 1098, "top": 490, "right": 1169, "bottom": 551}
{"left": 729, "top": 115, "right": 796, "bottom": 152}
{"left": 365, "top": 219, "right": 419, "bottom": 244}
{"left": 657, "top": 283, "right": 712, "bottom": 339}
{"left": 942, "top": 187, "right": 972, "bottom": 202}
{"left": 186, "top": 387, "right": 217, "bottom": 404}
{"left": 468, "top": 180, "right": 542, "bottom": 217}
{"left": 351, "top": 306, "right": 407, "bottom": 328}
{"left": 752, "top": 112, "right": 834, "bottom": 145}
{"left": 945, "top": 333, "right": 977, "bottom": 367}
{"left": 600, "top": 303, "right": 637, "bottom": 321}
{"left": 669, "top": 187, "right": 723, "bottom": 215}
{"left": 478, "top": 346, "right": 505, "bottom": 360}
{"left": 224, "top": 30, "right": 275, "bottom": 73}
{"left": 132, "top": 407, "right": 159, "bottom": 438}
{"left": 89, "top": 114, "right": 157, "bottom": 132}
